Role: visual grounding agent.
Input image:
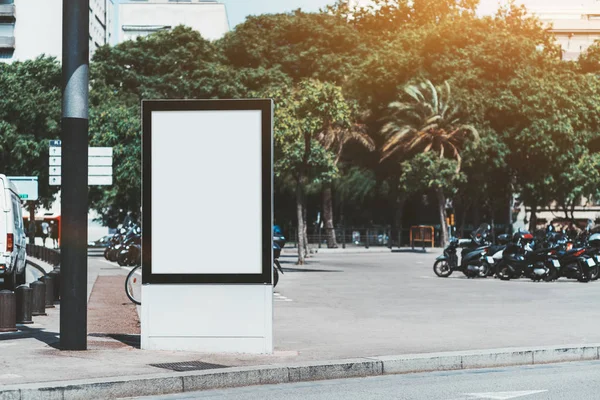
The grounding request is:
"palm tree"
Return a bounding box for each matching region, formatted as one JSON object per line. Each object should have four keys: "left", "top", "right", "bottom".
{"left": 317, "top": 123, "right": 375, "bottom": 248}
{"left": 381, "top": 79, "right": 478, "bottom": 246}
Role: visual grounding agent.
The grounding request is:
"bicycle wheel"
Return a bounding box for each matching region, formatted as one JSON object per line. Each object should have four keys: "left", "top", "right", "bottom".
{"left": 125, "top": 265, "right": 141, "bottom": 305}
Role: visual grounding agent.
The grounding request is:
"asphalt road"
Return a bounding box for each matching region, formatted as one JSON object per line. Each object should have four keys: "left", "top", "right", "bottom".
{"left": 272, "top": 250, "right": 600, "bottom": 360}
{"left": 132, "top": 360, "right": 600, "bottom": 399}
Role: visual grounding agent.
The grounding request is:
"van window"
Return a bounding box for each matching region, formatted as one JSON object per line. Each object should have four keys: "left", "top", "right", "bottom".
{"left": 11, "top": 194, "right": 22, "bottom": 230}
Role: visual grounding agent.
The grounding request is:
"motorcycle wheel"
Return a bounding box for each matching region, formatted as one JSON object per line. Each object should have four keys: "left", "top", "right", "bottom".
{"left": 433, "top": 260, "right": 453, "bottom": 278}
{"left": 496, "top": 262, "right": 512, "bottom": 281}
{"left": 590, "top": 266, "right": 599, "bottom": 281}
{"left": 104, "top": 247, "right": 111, "bottom": 260}
{"left": 577, "top": 268, "right": 591, "bottom": 283}
{"left": 117, "top": 252, "right": 128, "bottom": 267}
{"left": 109, "top": 249, "right": 119, "bottom": 262}
{"left": 544, "top": 266, "right": 558, "bottom": 282}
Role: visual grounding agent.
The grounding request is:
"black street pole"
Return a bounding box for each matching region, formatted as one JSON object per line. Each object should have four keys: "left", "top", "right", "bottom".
{"left": 60, "top": 0, "right": 89, "bottom": 351}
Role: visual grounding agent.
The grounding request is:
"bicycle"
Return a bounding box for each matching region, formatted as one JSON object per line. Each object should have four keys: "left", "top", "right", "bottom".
{"left": 125, "top": 265, "right": 141, "bottom": 305}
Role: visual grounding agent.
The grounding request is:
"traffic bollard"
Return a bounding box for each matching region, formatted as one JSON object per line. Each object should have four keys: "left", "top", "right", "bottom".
{"left": 15, "top": 285, "right": 33, "bottom": 324}
{"left": 31, "top": 280, "right": 47, "bottom": 316}
{"left": 41, "top": 275, "right": 55, "bottom": 308}
{"left": 48, "top": 269, "right": 60, "bottom": 301}
{"left": 0, "top": 290, "right": 17, "bottom": 332}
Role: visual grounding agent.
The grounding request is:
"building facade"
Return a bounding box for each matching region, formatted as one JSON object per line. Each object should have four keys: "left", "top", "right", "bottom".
{"left": 478, "top": 0, "right": 600, "bottom": 60}
{"left": 0, "top": 0, "right": 114, "bottom": 62}
{"left": 116, "top": 0, "right": 229, "bottom": 44}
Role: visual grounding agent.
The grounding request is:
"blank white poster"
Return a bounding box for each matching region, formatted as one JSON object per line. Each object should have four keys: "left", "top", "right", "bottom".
{"left": 151, "top": 110, "right": 263, "bottom": 274}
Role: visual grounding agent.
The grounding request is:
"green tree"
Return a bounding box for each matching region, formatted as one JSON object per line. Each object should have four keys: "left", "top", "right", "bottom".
{"left": 89, "top": 26, "right": 290, "bottom": 223}
{"left": 219, "top": 11, "right": 368, "bottom": 84}
{"left": 578, "top": 41, "right": 600, "bottom": 73}
{"left": 381, "top": 80, "right": 478, "bottom": 245}
{"left": 0, "top": 56, "right": 61, "bottom": 231}
{"left": 271, "top": 80, "right": 353, "bottom": 263}
{"left": 399, "top": 152, "right": 464, "bottom": 244}
{"left": 316, "top": 106, "right": 374, "bottom": 248}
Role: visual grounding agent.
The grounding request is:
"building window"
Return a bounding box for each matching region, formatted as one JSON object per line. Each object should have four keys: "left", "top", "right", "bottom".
{"left": 0, "top": 49, "right": 13, "bottom": 58}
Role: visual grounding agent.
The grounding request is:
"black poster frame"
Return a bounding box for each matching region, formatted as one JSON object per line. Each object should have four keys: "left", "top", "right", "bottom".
{"left": 141, "top": 99, "right": 273, "bottom": 285}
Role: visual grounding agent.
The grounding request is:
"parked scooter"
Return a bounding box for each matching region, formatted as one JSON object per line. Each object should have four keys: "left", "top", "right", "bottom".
{"left": 543, "top": 229, "right": 594, "bottom": 282}
{"left": 117, "top": 225, "right": 142, "bottom": 267}
{"left": 433, "top": 224, "right": 494, "bottom": 278}
{"left": 495, "top": 230, "right": 557, "bottom": 281}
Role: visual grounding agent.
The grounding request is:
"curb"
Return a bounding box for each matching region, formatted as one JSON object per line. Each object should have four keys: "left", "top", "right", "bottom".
{"left": 2, "top": 344, "right": 600, "bottom": 399}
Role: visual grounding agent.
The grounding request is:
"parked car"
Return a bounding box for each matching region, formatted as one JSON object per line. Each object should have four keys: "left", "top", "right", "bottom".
{"left": 0, "top": 175, "right": 26, "bottom": 290}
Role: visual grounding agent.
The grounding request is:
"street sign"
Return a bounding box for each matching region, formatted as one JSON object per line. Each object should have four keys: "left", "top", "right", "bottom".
{"left": 8, "top": 176, "right": 39, "bottom": 201}
{"left": 48, "top": 145, "right": 113, "bottom": 186}
{"left": 49, "top": 176, "right": 113, "bottom": 186}
{"left": 49, "top": 166, "right": 113, "bottom": 176}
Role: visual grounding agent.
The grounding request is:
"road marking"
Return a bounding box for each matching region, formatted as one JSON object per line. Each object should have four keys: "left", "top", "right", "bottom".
{"left": 466, "top": 390, "right": 548, "bottom": 399}
{"left": 273, "top": 292, "right": 293, "bottom": 302}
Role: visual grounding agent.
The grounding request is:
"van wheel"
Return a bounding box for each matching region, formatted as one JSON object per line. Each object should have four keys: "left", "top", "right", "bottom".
{"left": 16, "top": 268, "right": 26, "bottom": 286}
{"left": 4, "top": 270, "right": 16, "bottom": 291}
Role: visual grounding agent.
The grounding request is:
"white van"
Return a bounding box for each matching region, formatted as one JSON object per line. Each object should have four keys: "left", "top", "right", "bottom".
{"left": 0, "top": 175, "right": 26, "bottom": 290}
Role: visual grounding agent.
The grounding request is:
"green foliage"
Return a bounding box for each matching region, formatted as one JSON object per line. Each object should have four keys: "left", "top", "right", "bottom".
{"left": 41, "top": 0, "right": 600, "bottom": 229}
{"left": 399, "top": 152, "right": 464, "bottom": 196}
{"left": 0, "top": 57, "right": 61, "bottom": 207}
{"left": 219, "top": 11, "right": 368, "bottom": 83}
{"left": 578, "top": 41, "right": 600, "bottom": 74}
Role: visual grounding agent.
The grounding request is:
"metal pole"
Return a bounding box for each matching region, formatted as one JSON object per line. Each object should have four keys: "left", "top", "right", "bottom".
{"left": 60, "top": 0, "right": 89, "bottom": 351}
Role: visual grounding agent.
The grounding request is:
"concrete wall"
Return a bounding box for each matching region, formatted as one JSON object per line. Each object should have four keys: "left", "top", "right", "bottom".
{"left": 3, "top": 0, "right": 112, "bottom": 63}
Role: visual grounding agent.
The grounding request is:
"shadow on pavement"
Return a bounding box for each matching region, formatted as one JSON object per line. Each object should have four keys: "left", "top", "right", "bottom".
{"left": 0, "top": 325, "right": 61, "bottom": 349}
{"left": 391, "top": 249, "right": 430, "bottom": 254}
{"left": 89, "top": 333, "right": 141, "bottom": 349}
{"left": 281, "top": 267, "right": 343, "bottom": 273}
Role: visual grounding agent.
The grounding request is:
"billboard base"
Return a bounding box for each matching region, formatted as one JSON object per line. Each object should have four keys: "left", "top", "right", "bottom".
{"left": 141, "top": 284, "right": 273, "bottom": 354}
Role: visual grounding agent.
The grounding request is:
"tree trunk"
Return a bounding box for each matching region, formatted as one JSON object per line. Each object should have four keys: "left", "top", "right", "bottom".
{"left": 529, "top": 204, "right": 538, "bottom": 233}
{"left": 322, "top": 184, "right": 338, "bottom": 248}
{"left": 436, "top": 188, "right": 449, "bottom": 247}
{"left": 302, "top": 203, "right": 309, "bottom": 257}
{"left": 507, "top": 189, "right": 513, "bottom": 235}
{"left": 296, "top": 180, "right": 305, "bottom": 265}
{"left": 396, "top": 195, "right": 406, "bottom": 248}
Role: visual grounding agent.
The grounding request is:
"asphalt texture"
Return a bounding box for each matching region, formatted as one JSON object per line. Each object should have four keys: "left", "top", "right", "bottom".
{"left": 274, "top": 250, "right": 600, "bottom": 359}
{"left": 131, "top": 360, "right": 600, "bottom": 400}
{"left": 2, "top": 248, "right": 600, "bottom": 387}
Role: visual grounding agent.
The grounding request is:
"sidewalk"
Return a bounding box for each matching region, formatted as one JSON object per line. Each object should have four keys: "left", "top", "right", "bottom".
{"left": 1, "top": 254, "right": 599, "bottom": 399}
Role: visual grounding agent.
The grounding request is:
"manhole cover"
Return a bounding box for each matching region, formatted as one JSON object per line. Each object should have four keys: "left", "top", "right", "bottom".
{"left": 150, "top": 361, "right": 229, "bottom": 372}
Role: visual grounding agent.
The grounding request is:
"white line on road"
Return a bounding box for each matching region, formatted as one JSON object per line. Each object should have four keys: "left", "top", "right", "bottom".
{"left": 466, "top": 390, "right": 548, "bottom": 399}
{"left": 274, "top": 292, "right": 293, "bottom": 302}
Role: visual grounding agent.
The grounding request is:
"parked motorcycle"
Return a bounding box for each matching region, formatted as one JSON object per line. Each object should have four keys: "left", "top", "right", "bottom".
{"left": 495, "top": 230, "right": 559, "bottom": 281}
{"left": 117, "top": 225, "right": 142, "bottom": 267}
{"left": 433, "top": 224, "right": 494, "bottom": 278}
{"left": 543, "top": 230, "right": 594, "bottom": 282}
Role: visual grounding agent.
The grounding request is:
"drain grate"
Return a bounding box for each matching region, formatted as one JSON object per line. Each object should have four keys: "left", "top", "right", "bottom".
{"left": 150, "top": 361, "right": 230, "bottom": 372}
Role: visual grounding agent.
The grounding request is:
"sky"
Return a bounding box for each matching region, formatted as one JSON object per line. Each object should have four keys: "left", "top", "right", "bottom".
{"left": 221, "top": 0, "right": 600, "bottom": 27}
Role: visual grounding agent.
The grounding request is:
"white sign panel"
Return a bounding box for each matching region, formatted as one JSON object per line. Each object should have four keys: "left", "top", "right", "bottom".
{"left": 8, "top": 176, "right": 39, "bottom": 201}
{"left": 49, "top": 176, "right": 113, "bottom": 186}
{"left": 49, "top": 166, "right": 113, "bottom": 176}
{"left": 151, "top": 110, "right": 262, "bottom": 275}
